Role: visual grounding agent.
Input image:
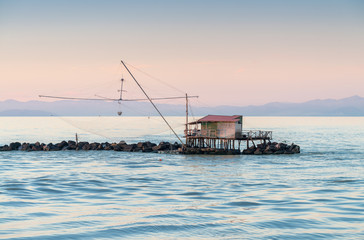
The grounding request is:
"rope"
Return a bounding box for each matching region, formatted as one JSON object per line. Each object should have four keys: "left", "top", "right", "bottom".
{"left": 50, "top": 113, "right": 115, "bottom": 141}
{"left": 122, "top": 61, "right": 185, "bottom": 94}
{"left": 121, "top": 61, "right": 185, "bottom": 145}
{"left": 188, "top": 100, "right": 198, "bottom": 123}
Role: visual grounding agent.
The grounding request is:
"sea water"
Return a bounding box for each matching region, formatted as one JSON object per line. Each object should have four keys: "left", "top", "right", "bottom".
{"left": 0, "top": 117, "right": 363, "bottom": 239}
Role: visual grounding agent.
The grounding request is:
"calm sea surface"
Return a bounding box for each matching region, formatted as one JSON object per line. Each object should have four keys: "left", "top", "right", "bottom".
{"left": 0, "top": 117, "right": 363, "bottom": 239}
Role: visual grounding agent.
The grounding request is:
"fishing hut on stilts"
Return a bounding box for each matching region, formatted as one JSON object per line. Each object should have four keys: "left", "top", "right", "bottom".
{"left": 183, "top": 113, "right": 273, "bottom": 154}
{"left": 39, "top": 59, "right": 276, "bottom": 155}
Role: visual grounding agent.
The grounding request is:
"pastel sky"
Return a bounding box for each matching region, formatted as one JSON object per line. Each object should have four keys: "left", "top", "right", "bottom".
{"left": 0, "top": 0, "right": 363, "bottom": 106}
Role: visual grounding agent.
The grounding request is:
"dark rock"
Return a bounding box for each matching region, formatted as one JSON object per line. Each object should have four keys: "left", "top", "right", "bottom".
{"left": 118, "top": 141, "right": 127, "bottom": 145}
{"left": 269, "top": 144, "right": 278, "bottom": 151}
{"left": 43, "top": 144, "right": 50, "bottom": 151}
{"left": 66, "top": 143, "right": 77, "bottom": 150}
{"left": 292, "top": 145, "right": 300, "bottom": 153}
{"left": 142, "top": 147, "right": 153, "bottom": 152}
{"left": 274, "top": 150, "right": 285, "bottom": 154}
{"left": 82, "top": 143, "right": 91, "bottom": 150}
{"left": 263, "top": 149, "right": 273, "bottom": 154}
{"left": 9, "top": 142, "right": 21, "bottom": 150}
{"left": 242, "top": 148, "right": 254, "bottom": 154}
{"left": 1, "top": 145, "right": 11, "bottom": 151}
{"left": 242, "top": 141, "right": 300, "bottom": 155}
{"left": 56, "top": 141, "right": 68, "bottom": 149}
{"left": 142, "top": 142, "right": 155, "bottom": 152}
{"left": 153, "top": 142, "right": 171, "bottom": 151}
{"left": 76, "top": 141, "right": 88, "bottom": 150}
{"left": 279, "top": 143, "right": 288, "bottom": 150}
{"left": 104, "top": 146, "right": 113, "bottom": 150}
{"left": 284, "top": 150, "right": 294, "bottom": 154}
{"left": 254, "top": 148, "right": 263, "bottom": 155}
{"left": 103, "top": 142, "right": 113, "bottom": 150}
{"left": 90, "top": 142, "right": 100, "bottom": 150}
{"left": 65, "top": 145, "right": 77, "bottom": 150}
{"left": 134, "top": 145, "right": 142, "bottom": 152}
{"left": 50, "top": 143, "right": 61, "bottom": 151}
{"left": 172, "top": 142, "right": 181, "bottom": 150}
{"left": 43, "top": 143, "right": 52, "bottom": 151}
{"left": 257, "top": 143, "right": 265, "bottom": 149}
{"left": 137, "top": 142, "right": 145, "bottom": 148}
{"left": 152, "top": 145, "right": 159, "bottom": 152}
{"left": 113, "top": 141, "right": 127, "bottom": 151}
{"left": 77, "top": 141, "right": 88, "bottom": 148}
{"left": 145, "top": 141, "right": 155, "bottom": 148}
{"left": 113, "top": 143, "right": 123, "bottom": 151}
{"left": 32, "top": 142, "right": 42, "bottom": 151}
{"left": 242, "top": 146, "right": 256, "bottom": 155}
{"left": 20, "top": 143, "right": 30, "bottom": 151}
{"left": 123, "top": 144, "right": 136, "bottom": 152}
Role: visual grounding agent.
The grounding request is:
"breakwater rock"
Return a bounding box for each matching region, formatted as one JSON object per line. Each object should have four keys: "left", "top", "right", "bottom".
{"left": 183, "top": 148, "right": 241, "bottom": 155}
{"left": 0, "top": 141, "right": 182, "bottom": 153}
{"left": 242, "top": 142, "right": 300, "bottom": 155}
{"left": 0, "top": 140, "right": 300, "bottom": 155}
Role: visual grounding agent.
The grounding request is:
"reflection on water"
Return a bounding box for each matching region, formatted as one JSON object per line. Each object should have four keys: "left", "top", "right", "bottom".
{"left": 0, "top": 117, "right": 364, "bottom": 239}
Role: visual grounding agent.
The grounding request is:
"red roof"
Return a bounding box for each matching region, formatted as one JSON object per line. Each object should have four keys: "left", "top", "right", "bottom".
{"left": 193, "top": 115, "right": 242, "bottom": 123}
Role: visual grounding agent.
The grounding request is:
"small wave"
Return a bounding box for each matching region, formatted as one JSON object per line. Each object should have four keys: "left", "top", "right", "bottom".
{"left": 226, "top": 201, "right": 261, "bottom": 207}
{"left": 75, "top": 187, "right": 115, "bottom": 193}
{"left": 27, "top": 212, "right": 57, "bottom": 217}
{"left": 328, "top": 216, "right": 364, "bottom": 223}
{"left": 127, "top": 177, "right": 161, "bottom": 182}
{"left": 36, "top": 187, "right": 68, "bottom": 194}
{"left": 310, "top": 189, "right": 341, "bottom": 194}
{"left": 330, "top": 179, "right": 358, "bottom": 184}
{"left": 267, "top": 232, "right": 345, "bottom": 239}
{"left": 0, "top": 200, "right": 34, "bottom": 207}
{"left": 254, "top": 218, "right": 322, "bottom": 229}
{"left": 179, "top": 191, "right": 204, "bottom": 196}
{"left": 311, "top": 198, "right": 336, "bottom": 202}
{"left": 145, "top": 213, "right": 184, "bottom": 219}
{"left": 271, "top": 207, "right": 314, "bottom": 213}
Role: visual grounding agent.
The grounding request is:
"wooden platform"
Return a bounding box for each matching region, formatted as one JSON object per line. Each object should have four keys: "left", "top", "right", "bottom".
{"left": 185, "top": 130, "right": 272, "bottom": 151}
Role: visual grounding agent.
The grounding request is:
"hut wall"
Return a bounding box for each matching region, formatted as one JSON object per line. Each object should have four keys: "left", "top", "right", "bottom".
{"left": 201, "top": 122, "right": 216, "bottom": 137}
{"left": 235, "top": 120, "right": 242, "bottom": 138}
{"left": 216, "top": 122, "right": 236, "bottom": 138}
{"left": 199, "top": 117, "right": 242, "bottom": 139}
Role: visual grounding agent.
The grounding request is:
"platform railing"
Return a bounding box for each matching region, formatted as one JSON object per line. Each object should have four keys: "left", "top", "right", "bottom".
{"left": 242, "top": 130, "right": 272, "bottom": 139}
{"left": 186, "top": 129, "right": 272, "bottom": 139}
{"left": 185, "top": 129, "right": 231, "bottom": 138}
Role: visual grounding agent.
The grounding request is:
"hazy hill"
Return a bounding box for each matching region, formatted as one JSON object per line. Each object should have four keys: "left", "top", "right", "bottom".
{"left": 0, "top": 95, "right": 364, "bottom": 116}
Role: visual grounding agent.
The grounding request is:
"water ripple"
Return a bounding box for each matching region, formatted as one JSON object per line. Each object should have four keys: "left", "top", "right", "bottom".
{"left": 1, "top": 117, "right": 364, "bottom": 239}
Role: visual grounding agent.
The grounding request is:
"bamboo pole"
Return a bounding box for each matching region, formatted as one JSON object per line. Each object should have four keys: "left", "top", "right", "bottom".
{"left": 121, "top": 60, "right": 184, "bottom": 145}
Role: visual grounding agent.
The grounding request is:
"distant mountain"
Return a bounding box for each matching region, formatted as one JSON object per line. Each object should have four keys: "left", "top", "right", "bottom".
{"left": 0, "top": 95, "right": 364, "bottom": 116}
{"left": 0, "top": 109, "right": 52, "bottom": 116}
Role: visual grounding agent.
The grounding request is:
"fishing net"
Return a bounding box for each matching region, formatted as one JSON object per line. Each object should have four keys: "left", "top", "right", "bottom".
{"left": 40, "top": 62, "right": 194, "bottom": 143}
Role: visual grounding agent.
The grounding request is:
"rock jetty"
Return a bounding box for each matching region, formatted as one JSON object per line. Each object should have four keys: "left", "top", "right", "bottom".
{"left": 183, "top": 148, "right": 241, "bottom": 155}
{"left": 242, "top": 142, "right": 300, "bottom": 155}
{"left": 0, "top": 140, "right": 300, "bottom": 155}
{"left": 0, "top": 141, "right": 181, "bottom": 153}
